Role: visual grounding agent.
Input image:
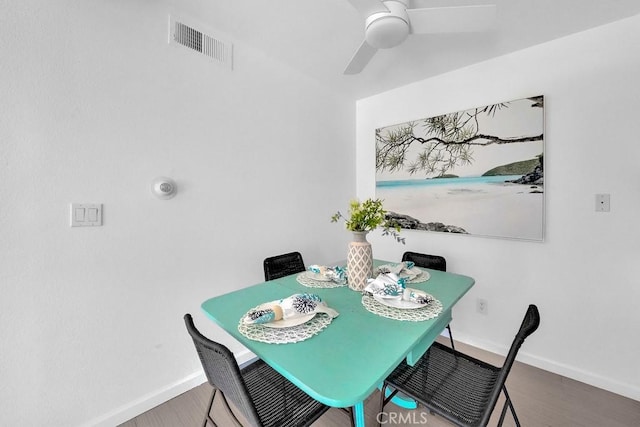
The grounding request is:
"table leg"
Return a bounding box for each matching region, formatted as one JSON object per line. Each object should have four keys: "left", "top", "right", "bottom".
{"left": 353, "top": 401, "right": 366, "bottom": 426}
{"left": 384, "top": 386, "right": 417, "bottom": 409}
{"left": 383, "top": 314, "right": 453, "bottom": 411}
{"left": 405, "top": 311, "right": 452, "bottom": 366}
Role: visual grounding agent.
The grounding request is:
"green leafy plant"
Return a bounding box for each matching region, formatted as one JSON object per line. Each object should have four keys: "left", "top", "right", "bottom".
{"left": 331, "top": 198, "right": 405, "bottom": 244}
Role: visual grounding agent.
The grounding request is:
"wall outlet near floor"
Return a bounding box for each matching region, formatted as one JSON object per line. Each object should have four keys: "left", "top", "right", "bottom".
{"left": 595, "top": 193, "right": 610, "bottom": 212}
{"left": 476, "top": 298, "right": 488, "bottom": 315}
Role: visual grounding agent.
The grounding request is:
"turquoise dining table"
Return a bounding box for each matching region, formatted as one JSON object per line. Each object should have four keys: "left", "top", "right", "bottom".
{"left": 201, "top": 260, "right": 475, "bottom": 426}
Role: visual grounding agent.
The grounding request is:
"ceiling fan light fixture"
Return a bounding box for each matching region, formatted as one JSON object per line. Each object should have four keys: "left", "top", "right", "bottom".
{"left": 366, "top": 15, "right": 409, "bottom": 49}
{"left": 344, "top": 0, "right": 496, "bottom": 74}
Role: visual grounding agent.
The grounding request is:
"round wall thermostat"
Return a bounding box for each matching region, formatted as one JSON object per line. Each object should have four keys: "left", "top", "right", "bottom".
{"left": 151, "top": 177, "right": 177, "bottom": 200}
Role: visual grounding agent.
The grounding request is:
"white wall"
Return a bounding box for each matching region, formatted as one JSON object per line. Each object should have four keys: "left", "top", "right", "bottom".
{"left": 357, "top": 14, "right": 640, "bottom": 401}
{"left": 0, "top": 1, "right": 354, "bottom": 426}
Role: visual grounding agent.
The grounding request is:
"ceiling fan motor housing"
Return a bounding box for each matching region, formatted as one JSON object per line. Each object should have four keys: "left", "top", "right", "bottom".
{"left": 365, "top": 0, "right": 410, "bottom": 49}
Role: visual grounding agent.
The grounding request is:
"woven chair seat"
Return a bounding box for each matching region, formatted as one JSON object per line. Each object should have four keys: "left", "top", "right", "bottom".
{"left": 184, "top": 314, "right": 330, "bottom": 427}
{"left": 386, "top": 342, "right": 500, "bottom": 426}
{"left": 380, "top": 304, "right": 540, "bottom": 427}
{"left": 242, "top": 359, "right": 329, "bottom": 427}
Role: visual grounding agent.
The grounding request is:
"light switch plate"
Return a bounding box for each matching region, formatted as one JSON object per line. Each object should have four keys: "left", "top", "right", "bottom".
{"left": 71, "top": 203, "right": 103, "bottom": 226}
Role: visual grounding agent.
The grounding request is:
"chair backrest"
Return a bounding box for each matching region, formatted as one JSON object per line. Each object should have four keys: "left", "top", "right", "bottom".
{"left": 184, "top": 314, "right": 263, "bottom": 426}
{"left": 480, "top": 304, "right": 540, "bottom": 425}
{"left": 402, "top": 251, "right": 447, "bottom": 272}
{"left": 263, "top": 251, "right": 305, "bottom": 281}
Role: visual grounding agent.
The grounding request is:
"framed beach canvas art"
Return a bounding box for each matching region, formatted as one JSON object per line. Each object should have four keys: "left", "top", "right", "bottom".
{"left": 375, "top": 96, "right": 545, "bottom": 241}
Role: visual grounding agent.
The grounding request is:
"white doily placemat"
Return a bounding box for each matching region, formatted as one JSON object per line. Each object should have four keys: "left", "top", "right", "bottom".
{"left": 373, "top": 265, "right": 431, "bottom": 284}
{"left": 238, "top": 313, "right": 333, "bottom": 344}
{"left": 296, "top": 272, "right": 347, "bottom": 288}
{"left": 361, "top": 295, "right": 443, "bottom": 322}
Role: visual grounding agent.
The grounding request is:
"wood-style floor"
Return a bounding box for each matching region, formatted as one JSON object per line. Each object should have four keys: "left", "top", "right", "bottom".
{"left": 120, "top": 339, "right": 640, "bottom": 427}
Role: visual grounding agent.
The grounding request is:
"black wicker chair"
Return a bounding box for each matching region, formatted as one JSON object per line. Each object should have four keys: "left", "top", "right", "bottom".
{"left": 402, "top": 251, "right": 446, "bottom": 272}
{"left": 263, "top": 251, "right": 306, "bottom": 281}
{"left": 401, "top": 251, "right": 454, "bottom": 349}
{"left": 379, "top": 304, "right": 540, "bottom": 427}
{"left": 262, "top": 252, "right": 356, "bottom": 426}
{"left": 184, "top": 314, "right": 330, "bottom": 427}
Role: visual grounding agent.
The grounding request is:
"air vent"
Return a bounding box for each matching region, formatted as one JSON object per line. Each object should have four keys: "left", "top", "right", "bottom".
{"left": 169, "top": 15, "right": 233, "bottom": 69}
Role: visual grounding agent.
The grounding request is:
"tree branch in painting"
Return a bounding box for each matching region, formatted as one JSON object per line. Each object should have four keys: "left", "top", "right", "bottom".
{"left": 376, "top": 96, "right": 544, "bottom": 177}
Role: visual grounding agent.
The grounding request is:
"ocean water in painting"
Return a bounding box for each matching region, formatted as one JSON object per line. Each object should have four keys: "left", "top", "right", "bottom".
{"left": 376, "top": 175, "right": 544, "bottom": 241}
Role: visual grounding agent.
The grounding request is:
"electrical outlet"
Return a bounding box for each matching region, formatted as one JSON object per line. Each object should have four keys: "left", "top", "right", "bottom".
{"left": 595, "top": 194, "right": 610, "bottom": 212}
{"left": 476, "top": 298, "right": 488, "bottom": 315}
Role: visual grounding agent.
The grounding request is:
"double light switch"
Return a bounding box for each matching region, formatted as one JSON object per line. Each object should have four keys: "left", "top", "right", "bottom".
{"left": 71, "top": 203, "right": 103, "bottom": 227}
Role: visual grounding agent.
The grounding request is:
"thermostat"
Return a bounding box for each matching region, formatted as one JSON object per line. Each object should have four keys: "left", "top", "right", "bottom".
{"left": 151, "top": 177, "right": 177, "bottom": 199}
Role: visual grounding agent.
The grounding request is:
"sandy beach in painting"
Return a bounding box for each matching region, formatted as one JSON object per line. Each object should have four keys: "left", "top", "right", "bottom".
{"left": 376, "top": 177, "right": 544, "bottom": 241}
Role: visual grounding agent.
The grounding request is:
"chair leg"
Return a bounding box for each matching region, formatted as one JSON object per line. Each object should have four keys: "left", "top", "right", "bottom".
{"left": 378, "top": 384, "right": 400, "bottom": 427}
{"left": 498, "top": 386, "right": 521, "bottom": 427}
{"left": 339, "top": 407, "right": 355, "bottom": 427}
{"left": 218, "top": 392, "right": 244, "bottom": 427}
{"left": 203, "top": 388, "right": 217, "bottom": 427}
{"left": 378, "top": 384, "right": 387, "bottom": 427}
{"left": 446, "top": 324, "right": 455, "bottom": 350}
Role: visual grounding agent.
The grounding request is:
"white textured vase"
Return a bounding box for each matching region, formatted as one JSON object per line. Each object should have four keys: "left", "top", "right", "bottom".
{"left": 347, "top": 231, "right": 373, "bottom": 291}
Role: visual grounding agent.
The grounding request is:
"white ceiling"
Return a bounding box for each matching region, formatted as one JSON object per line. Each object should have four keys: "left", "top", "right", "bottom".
{"left": 180, "top": 0, "right": 640, "bottom": 100}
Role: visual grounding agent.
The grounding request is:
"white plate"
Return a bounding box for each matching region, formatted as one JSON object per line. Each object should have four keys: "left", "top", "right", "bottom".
{"left": 261, "top": 313, "right": 315, "bottom": 328}
{"left": 373, "top": 293, "right": 403, "bottom": 300}
{"left": 242, "top": 303, "right": 316, "bottom": 328}
{"left": 412, "top": 271, "right": 431, "bottom": 281}
{"left": 373, "top": 295, "right": 429, "bottom": 310}
{"left": 304, "top": 271, "right": 332, "bottom": 282}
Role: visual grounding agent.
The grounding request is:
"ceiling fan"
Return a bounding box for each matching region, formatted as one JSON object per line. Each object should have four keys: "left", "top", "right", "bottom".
{"left": 344, "top": 0, "right": 497, "bottom": 74}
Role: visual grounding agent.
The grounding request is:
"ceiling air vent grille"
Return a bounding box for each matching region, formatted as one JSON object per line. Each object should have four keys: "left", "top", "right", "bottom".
{"left": 169, "top": 16, "right": 233, "bottom": 69}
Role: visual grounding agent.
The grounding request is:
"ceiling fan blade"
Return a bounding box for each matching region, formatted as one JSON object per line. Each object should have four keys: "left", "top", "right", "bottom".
{"left": 344, "top": 40, "right": 378, "bottom": 75}
{"left": 346, "top": 0, "right": 389, "bottom": 18}
{"left": 407, "top": 4, "right": 497, "bottom": 34}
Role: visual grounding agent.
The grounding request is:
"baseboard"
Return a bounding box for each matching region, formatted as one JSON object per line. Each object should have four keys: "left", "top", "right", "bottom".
{"left": 81, "top": 336, "right": 639, "bottom": 427}
{"left": 80, "top": 349, "right": 256, "bottom": 427}
{"left": 455, "top": 333, "right": 640, "bottom": 402}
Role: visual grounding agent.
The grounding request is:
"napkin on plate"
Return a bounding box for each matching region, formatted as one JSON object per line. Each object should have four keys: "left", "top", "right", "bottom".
{"left": 365, "top": 273, "right": 433, "bottom": 305}
{"left": 377, "top": 261, "right": 419, "bottom": 280}
{"left": 403, "top": 288, "right": 434, "bottom": 305}
{"left": 364, "top": 273, "right": 406, "bottom": 298}
{"left": 308, "top": 265, "right": 347, "bottom": 285}
{"left": 243, "top": 293, "right": 339, "bottom": 325}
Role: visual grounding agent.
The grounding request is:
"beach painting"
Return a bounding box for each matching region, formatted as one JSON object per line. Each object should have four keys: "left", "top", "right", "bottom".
{"left": 376, "top": 96, "right": 544, "bottom": 241}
